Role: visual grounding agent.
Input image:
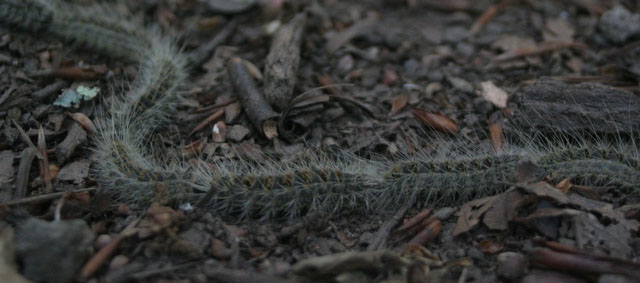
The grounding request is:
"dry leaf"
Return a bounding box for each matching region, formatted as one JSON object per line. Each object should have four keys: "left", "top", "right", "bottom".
{"left": 555, "top": 178, "right": 572, "bottom": 193}
{"left": 491, "top": 35, "right": 536, "bottom": 52}
{"left": 67, "top": 112, "right": 97, "bottom": 134}
{"left": 408, "top": 220, "right": 441, "bottom": 246}
{"left": 242, "top": 59, "right": 263, "bottom": 80}
{"left": 453, "top": 188, "right": 527, "bottom": 236}
{"left": 410, "top": 108, "right": 459, "bottom": 134}
{"left": 479, "top": 239, "right": 505, "bottom": 255}
{"left": 480, "top": 81, "right": 508, "bottom": 108}
{"left": 390, "top": 94, "right": 408, "bottom": 116}
{"left": 489, "top": 122, "right": 504, "bottom": 152}
{"left": 544, "top": 17, "right": 575, "bottom": 42}
{"left": 51, "top": 65, "right": 108, "bottom": 80}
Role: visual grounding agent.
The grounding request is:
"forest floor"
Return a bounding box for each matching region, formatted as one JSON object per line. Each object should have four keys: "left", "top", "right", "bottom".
{"left": 1, "top": 0, "right": 640, "bottom": 282}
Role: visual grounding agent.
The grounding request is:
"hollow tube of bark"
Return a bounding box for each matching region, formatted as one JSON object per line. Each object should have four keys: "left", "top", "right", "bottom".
{"left": 229, "top": 57, "right": 279, "bottom": 137}
{"left": 263, "top": 12, "right": 307, "bottom": 111}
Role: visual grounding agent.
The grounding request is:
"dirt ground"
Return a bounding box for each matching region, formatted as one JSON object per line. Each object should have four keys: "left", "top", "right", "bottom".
{"left": 1, "top": 0, "right": 640, "bottom": 282}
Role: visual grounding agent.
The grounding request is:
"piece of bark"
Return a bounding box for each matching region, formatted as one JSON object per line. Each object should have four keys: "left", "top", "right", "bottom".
{"left": 31, "top": 80, "right": 68, "bottom": 100}
{"left": 56, "top": 121, "right": 87, "bottom": 163}
{"left": 509, "top": 79, "right": 640, "bottom": 134}
{"left": 14, "top": 148, "right": 35, "bottom": 199}
{"left": 263, "top": 12, "right": 307, "bottom": 111}
{"left": 37, "top": 126, "right": 52, "bottom": 193}
{"left": 367, "top": 201, "right": 414, "bottom": 251}
{"left": 229, "top": 57, "right": 279, "bottom": 138}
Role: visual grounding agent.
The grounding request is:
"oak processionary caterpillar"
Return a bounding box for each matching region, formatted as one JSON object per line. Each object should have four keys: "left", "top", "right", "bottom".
{"left": 3, "top": 0, "right": 639, "bottom": 220}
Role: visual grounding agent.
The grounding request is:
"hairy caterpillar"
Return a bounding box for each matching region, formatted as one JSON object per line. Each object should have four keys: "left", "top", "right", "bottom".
{"left": 3, "top": 0, "right": 639, "bottom": 220}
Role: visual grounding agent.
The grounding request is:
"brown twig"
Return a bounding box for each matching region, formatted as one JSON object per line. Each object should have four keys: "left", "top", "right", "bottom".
{"left": 190, "top": 16, "right": 240, "bottom": 68}
{"left": 0, "top": 84, "right": 16, "bottom": 107}
{"left": 1, "top": 187, "right": 97, "bottom": 206}
{"left": 14, "top": 148, "right": 36, "bottom": 200}
{"left": 11, "top": 120, "right": 42, "bottom": 159}
{"left": 79, "top": 217, "right": 141, "bottom": 281}
{"left": 394, "top": 209, "right": 431, "bottom": 235}
{"left": 367, "top": 200, "right": 414, "bottom": 251}
{"left": 531, "top": 248, "right": 640, "bottom": 280}
{"left": 188, "top": 108, "right": 224, "bottom": 136}
{"left": 195, "top": 97, "right": 237, "bottom": 114}
{"left": 56, "top": 121, "right": 88, "bottom": 163}
{"left": 329, "top": 94, "right": 377, "bottom": 118}
{"left": 494, "top": 41, "right": 587, "bottom": 62}
{"left": 32, "top": 80, "right": 69, "bottom": 100}
{"left": 469, "top": 0, "right": 515, "bottom": 35}
{"left": 28, "top": 65, "right": 107, "bottom": 80}
{"left": 37, "top": 126, "right": 53, "bottom": 193}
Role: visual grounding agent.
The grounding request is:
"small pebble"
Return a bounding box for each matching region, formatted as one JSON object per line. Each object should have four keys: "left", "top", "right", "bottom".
{"left": 109, "top": 255, "right": 129, "bottom": 270}
{"left": 434, "top": 207, "right": 456, "bottom": 221}
{"left": 227, "top": 125, "right": 250, "bottom": 142}
{"left": 496, "top": 251, "right": 527, "bottom": 280}
{"left": 94, "top": 234, "right": 112, "bottom": 250}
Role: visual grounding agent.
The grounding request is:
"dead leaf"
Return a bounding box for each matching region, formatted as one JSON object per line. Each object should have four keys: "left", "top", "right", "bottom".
{"left": 489, "top": 122, "right": 504, "bottom": 153}
{"left": 491, "top": 35, "right": 536, "bottom": 52}
{"left": 479, "top": 81, "right": 508, "bottom": 108}
{"left": 410, "top": 108, "right": 459, "bottom": 134}
{"left": 453, "top": 195, "right": 496, "bottom": 236}
{"left": 479, "top": 239, "right": 505, "bottom": 255}
{"left": 453, "top": 188, "right": 528, "bottom": 236}
{"left": 396, "top": 209, "right": 432, "bottom": 234}
{"left": 555, "top": 178, "right": 572, "bottom": 193}
{"left": 520, "top": 182, "right": 569, "bottom": 204}
{"left": 56, "top": 159, "right": 90, "bottom": 184}
{"left": 544, "top": 17, "right": 575, "bottom": 42}
{"left": 390, "top": 94, "right": 408, "bottom": 116}
{"left": 49, "top": 65, "right": 108, "bottom": 80}
{"left": 67, "top": 112, "right": 97, "bottom": 134}
{"left": 408, "top": 220, "right": 441, "bottom": 246}
{"left": 242, "top": 59, "right": 263, "bottom": 80}
{"left": 181, "top": 140, "right": 205, "bottom": 157}
{"left": 210, "top": 238, "right": 231, "bottom": 259}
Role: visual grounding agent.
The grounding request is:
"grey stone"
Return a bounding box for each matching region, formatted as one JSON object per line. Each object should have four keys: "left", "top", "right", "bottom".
{"left": 15, "top": 218, "right": 94, "bottom": 283}
{"left": 599, "top": 5, "right": 640, "bottom": 43}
